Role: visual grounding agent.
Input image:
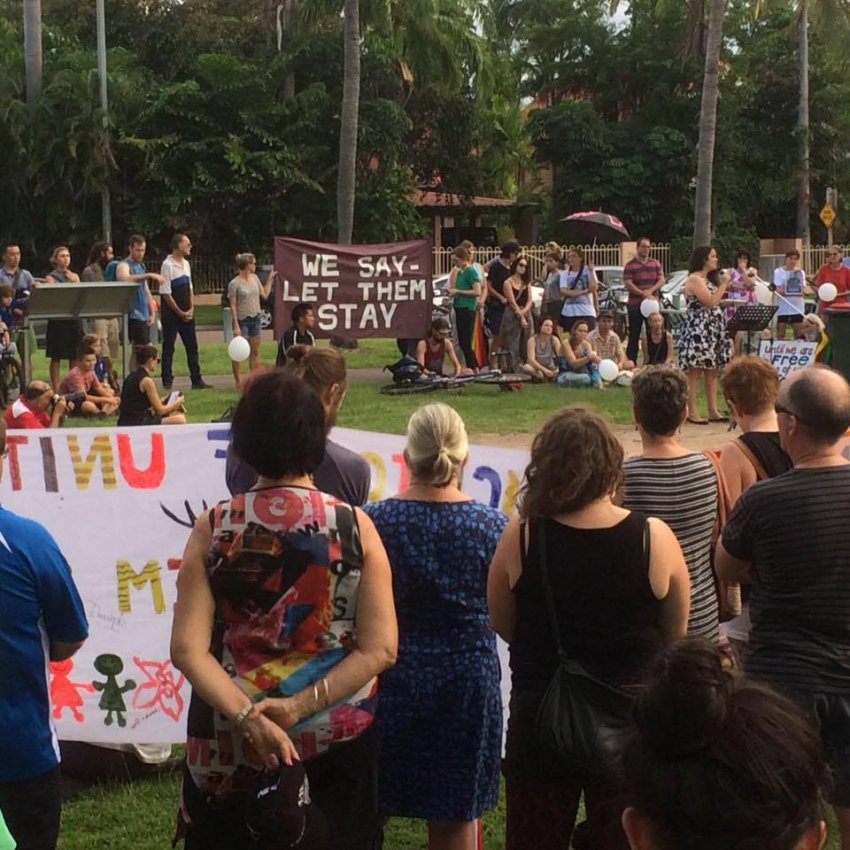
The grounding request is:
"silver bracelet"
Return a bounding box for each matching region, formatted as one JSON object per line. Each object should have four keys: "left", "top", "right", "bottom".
{"left": 322, "top": 676, "right": 330, "bottom": 705}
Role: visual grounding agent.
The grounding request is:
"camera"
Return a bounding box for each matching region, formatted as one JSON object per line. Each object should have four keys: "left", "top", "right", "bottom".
{"left": 768, "top": 282, "right": 778, "bottom": 293}
{"left": 53, "top": 390, "right": 86, "bottom": 411}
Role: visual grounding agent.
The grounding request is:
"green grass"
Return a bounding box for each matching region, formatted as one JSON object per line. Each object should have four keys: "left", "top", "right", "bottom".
{"left": 57, "top": 772, "right": 510, "bottom": 850}
{"left": 57, "top": 770, "right": 842, "bottom": 850}
{"left": 340, "top": 379, "right": 636, "bottom": 434}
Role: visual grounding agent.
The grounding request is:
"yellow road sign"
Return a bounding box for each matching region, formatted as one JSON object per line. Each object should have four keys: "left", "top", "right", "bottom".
{"left": 820, "top": 204, "right": 837, "bottom": 228}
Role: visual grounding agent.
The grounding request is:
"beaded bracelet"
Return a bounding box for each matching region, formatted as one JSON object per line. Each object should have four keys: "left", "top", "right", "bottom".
{"left": 234, "top": 703, "right": 257, "bottom": 727}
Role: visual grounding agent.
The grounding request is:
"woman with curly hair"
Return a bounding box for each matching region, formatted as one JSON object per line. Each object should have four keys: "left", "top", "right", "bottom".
{"left": 488, "top": 408, "right": 689, "bottom": 850}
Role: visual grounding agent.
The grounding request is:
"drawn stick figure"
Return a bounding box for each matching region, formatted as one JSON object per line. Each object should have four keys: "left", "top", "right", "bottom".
{"left": 49, "top": 659, "right": 95, "bottom": 722}
{"left": 92, "top": 654, "right": 136, "bottom": 727}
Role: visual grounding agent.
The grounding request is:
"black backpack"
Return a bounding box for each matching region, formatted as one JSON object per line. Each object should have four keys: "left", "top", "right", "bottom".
{"left": 384, "top": 354, "right": 423, "bottom": 383}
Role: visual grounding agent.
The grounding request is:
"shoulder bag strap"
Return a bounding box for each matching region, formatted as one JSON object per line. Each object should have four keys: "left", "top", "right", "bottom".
{"left": 536, "top": 518, "right": 567, "bottom": 659}
{"left": 733, "top": 437, "right": 769, "bottom": 482}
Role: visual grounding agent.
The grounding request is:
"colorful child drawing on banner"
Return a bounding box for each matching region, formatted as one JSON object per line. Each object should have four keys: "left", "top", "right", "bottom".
{"left": 133, "top": 658, "right": 186, "bottom": 722}
{"left": 92, "top": 653, "right": 137, "bottom": 727}
{"left": 50, "top": 659, "right": 95, "bottom": 722}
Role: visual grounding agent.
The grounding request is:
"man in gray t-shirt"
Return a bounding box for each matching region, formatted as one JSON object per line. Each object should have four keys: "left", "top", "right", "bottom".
{"left": 0, "top": 244, "right": 35, "bottom": 297}
{"left": 717, "top": 367, "right": 850, "bottom": 832}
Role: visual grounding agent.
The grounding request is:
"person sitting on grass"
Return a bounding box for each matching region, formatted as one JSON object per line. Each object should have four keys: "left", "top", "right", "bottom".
{"left": 3, "top": 381, "right": 69, "bottom": 429}
{"left": 80, "top": 332, "right": 118, "bottom": 392}
{"left": 416, "top": 318, "right": 470, "bottom": 377}
{"left": 589, "top": 309, "right": 633, "bottom": 369}
{"left": 57, "top": 345, "right": 120, "bottom": 417}
{"left": 117, "top": 345, "right": 186, "bottom": 427}
{"left": 640, "top": 311, "right": 674, "bottom": 367}
{"left": 520, "top": 316, "right": 561, "bottom": 382}
{"left": 556, "top": 320, "right": 601, "bottom": 388}
{"left": 276, "top": 301, "right": 316, "bottom": 367}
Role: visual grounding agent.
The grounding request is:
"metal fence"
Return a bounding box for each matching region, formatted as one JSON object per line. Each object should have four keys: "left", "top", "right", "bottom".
{"left": 179, "top": 244, "right": 674, "bottom": 293}
{"left": 804, "top": 244, "right": 850, "bottom": 272}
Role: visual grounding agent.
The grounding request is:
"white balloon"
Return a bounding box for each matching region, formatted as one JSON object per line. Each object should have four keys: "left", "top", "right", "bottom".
{"left": 598, "top": 359, "right": 620, "bottom": 383}
{"left": 228, "top": 335, "right": 251, "bottom": 362}
{"left": 640, "top": 298, "right": 660, "bottom": 318}
{"left": 819, "top": 282, "right": 838, "bottom": 303}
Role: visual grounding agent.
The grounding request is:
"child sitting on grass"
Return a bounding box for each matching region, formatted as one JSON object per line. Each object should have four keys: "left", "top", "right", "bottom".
{"left": 57, "top": 344, "right": 120, "bottom": 417}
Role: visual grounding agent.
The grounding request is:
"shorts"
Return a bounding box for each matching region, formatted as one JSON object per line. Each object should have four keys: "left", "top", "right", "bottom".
{"left": 777, "top": 313, "right": 804, "bottom": 323}
{"left": 558, "top": 314, "right": 596, "bottom": 333}
{"left": 128, "top": 318, "right": 150, "bottom": 347}
{"left": 90, "top": 318, "right": 120, "bottom": 360}
{"left": 486, "top": 302, "right": 506, "bottom": 335}
{"left": 789, "top": 688, "right": 850, "bottom": 806}
{"left": 238, "top": 315, "right": 262, "bottom": 338}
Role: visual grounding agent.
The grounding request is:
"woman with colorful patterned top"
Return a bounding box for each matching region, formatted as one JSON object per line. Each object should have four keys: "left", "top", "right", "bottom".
{"left": 365, "top": 404, "right": 506, "bottom": 850}
{"left": 171, "top": 371, "right": 397, "bottom": 850}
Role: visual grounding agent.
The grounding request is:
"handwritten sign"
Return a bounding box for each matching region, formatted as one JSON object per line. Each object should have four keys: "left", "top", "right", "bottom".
{"left": 757, "top": 339, "right": 817, "bottom": 380}
{"left": 273, "top": 237, "right": 433, "bottom": 339}
{"left": 1, "top": 424, "right": 528, "bottom": 743}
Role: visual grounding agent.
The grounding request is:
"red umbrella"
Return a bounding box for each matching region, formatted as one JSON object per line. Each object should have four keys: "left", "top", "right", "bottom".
{"left": 560, "top": 211, "right": 630, "bottom": 243}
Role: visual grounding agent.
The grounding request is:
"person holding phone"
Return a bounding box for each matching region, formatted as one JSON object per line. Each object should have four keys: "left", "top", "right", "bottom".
{"left": 118, "top": 344, "right": 186, "bottom": 426}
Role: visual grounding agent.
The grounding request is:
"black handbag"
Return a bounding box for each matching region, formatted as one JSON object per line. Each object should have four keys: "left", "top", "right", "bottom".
{"left": 533, "top": 517, "right": 647, "bottom": 779}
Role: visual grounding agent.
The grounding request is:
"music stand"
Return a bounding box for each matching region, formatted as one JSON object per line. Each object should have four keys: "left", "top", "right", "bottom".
{"left": 726, "top": 304, "right": 777, "bottom": 355}
{"left": 21, "top": 282, "right": 139, "bottom": 384}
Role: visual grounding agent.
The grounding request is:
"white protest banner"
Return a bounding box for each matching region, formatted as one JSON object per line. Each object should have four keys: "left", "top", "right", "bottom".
{"left": 758, "top": 338, "right": 817, "bottom": 380}
{"left": 0, "top": 424, "right": 528, "bottom": 744}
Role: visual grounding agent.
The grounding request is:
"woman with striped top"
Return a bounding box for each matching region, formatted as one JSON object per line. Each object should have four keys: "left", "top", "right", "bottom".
{"left": 621, "top": 366, "right": 719, "bottom": 640}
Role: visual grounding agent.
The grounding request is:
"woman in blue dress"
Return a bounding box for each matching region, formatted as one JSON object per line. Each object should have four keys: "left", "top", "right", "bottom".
{"left": 365, "top": 403, "right": 506, "bottom": 850}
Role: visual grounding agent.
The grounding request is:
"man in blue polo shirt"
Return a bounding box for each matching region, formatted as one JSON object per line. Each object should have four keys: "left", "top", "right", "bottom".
{"left": 0, "top": 419, "right": 88, "bottom": 850}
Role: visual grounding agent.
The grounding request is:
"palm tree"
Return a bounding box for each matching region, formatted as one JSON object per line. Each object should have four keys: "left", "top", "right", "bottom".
{"left": 692, "top": 0, "right": 725, "bottom": 247}
{"left": 609, "top": 1, "right": 726, "bottom": 244}
{"left": 337, "top": 0, "right": 360, "bottom": 244}
{"left": 23, "top": 0, "right": 43, "bottom": 108}
{"left": 755, "top": 0, "right": 850, "bottom": 248}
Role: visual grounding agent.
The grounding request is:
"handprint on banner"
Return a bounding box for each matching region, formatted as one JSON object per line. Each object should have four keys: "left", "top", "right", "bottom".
{"left": 49, "top": 659, "right": 95, "bottom": 722}
{"left": 132, "top": 657, "right": 186, "bottom": 722}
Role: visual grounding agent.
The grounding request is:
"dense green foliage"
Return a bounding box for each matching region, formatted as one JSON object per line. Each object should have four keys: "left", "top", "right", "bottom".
{"left": 1, "top": 0, "right": 850, "bottom": 264}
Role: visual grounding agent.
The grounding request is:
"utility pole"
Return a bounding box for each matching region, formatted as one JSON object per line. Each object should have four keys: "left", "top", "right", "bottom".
{"left": 22, "top": 0, "right": 43, "bottom": 109}
{"left": 96, "top": 0, "right": 112, "bottom": 242}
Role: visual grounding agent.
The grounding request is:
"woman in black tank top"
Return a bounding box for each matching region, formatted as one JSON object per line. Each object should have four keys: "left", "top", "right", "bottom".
{"left": 117, "top": 344, "right": 187, "bottom": 426}
{"left": 488, "top": 408, "right": 689, "bottom": 850}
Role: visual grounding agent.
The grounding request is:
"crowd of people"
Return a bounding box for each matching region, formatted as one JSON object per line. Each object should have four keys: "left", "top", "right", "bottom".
{"left": 420, "top": 237, "right": 844, "bottom": 423}
{"left": 6, "top": 335, "right": 850, "bottom": 850}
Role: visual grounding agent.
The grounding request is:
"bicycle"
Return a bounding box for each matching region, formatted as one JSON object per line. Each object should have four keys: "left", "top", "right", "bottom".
{"left": 379, "top": 370, "right": 531, "bottom": 396}
{"left": 0, "top": 351, "right": 22, "bottom": 409}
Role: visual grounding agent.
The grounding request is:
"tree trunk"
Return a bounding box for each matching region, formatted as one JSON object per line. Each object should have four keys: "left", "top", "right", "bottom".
{"left": 692, "top": 0, "right": 725, "bottom": 247}
{"left": 279, "top": 0, "right": 298, "bottom": 102}
{"left": 23, "top": 0, "right": 43, "bottom": 109}
{"left": 337, "top": 0, "right": 360, "bottom": 245}
{"left": 797, "top": 0, "right": 811, "bottom": 248}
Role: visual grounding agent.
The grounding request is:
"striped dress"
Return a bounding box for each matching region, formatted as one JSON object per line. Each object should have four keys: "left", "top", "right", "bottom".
{"left": 622, "top": 453, "right": 719, "bottom": 640}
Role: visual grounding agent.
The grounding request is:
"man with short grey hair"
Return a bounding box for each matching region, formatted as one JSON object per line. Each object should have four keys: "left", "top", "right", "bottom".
{"left": 717, "top": 365, "right": 850, "bottom": 847}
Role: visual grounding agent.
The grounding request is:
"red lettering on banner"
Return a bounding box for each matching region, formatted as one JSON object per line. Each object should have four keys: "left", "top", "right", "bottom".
{"left": 116, "top": 433, "right": 165, "bottom": 489}
{"left": 391, "top": 453, "right": 409, "bottom": 491}
{"left": 6, "top": 435, "right": 27, "bottom": 491}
